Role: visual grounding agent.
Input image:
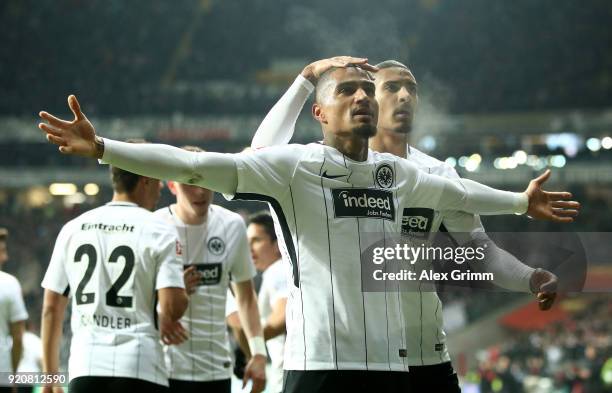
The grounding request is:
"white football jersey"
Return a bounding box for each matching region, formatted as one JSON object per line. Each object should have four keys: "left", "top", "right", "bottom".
{"left": 249, "top": 75, "right": 530, "bottom": 367}
{"left": 258, "top": 260, "right": 288, "bottom": 393}
{"left": 227, "top": 143, "right": 477, "bottom": 371}
{"left": 41, "top": 201, "right": 184, "bottom": 386}
{"left": 155, "top": 204, "right": 255, "bottom": 382}
{"left": 0, "top": 271, "right": 28, "bottom": 375}
{"left": 16, "top": 332, "right": 42, "bottom": 373}
{"left": 400, "top": 146, "right": 478, "bottom": 366}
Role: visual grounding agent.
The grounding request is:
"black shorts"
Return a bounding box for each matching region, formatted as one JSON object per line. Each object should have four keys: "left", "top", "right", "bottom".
{"left": 408, "top": 362, "right": 461, "bottom": 393}
{"left": 282, "top": 370, "right": 411, "bottom": 393}
{"left": 168, "top": 378, "right": 231, "bottom": 393}
{"left": 69, "top": 376, "right": 169, "bottom": 393}
{"left": 282, "top": 363, "right": 461, "bottom": 393}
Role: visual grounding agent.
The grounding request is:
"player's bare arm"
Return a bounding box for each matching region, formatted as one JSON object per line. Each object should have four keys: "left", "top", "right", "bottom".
{"left": 232, "top": 279, "right": 266, "bottom": 393}
{"left": 41, "top": 289, "right": 68, "bottom": 393}
{"left": 262, "top": 298, "right": 287, "bottom": 341}
{"left": 9, "top": 319, "right": 25, "bottom": 373}
{"left": 157, "top": 287, "right": 189, "bottom": 345}
{"left": 226, "top": 312, "right": 251, "bottom": 358}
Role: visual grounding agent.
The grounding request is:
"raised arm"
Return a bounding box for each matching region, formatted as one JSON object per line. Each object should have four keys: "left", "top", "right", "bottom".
{"left": 39, "top": 95, "right": 238, "bottom": 194}
{"left": 251, "top": 56, "right": 377, "bottom": 149}
{"left": 251, "top": 74, "right": 312, "bottom": 149}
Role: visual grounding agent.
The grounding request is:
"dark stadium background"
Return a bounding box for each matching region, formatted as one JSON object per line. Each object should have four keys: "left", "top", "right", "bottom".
{"left": 1, "top": 1, "right": 611, "bottom": 392}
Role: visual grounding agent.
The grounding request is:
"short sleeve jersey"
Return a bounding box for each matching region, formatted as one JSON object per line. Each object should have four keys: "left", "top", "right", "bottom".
{"left": 41, "top": 201, "right": 184, "bottom": 386}
{"left": 0, "top": 271, "right": 28, "bottom": 374}
{"left": 155, "top": 204, "right": 256, "bottom": 381}
{"left": 258, "top": 260, "right": 289, "bottom": 392}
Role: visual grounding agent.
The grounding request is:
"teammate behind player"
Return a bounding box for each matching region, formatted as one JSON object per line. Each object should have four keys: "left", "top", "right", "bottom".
{"left": 247, "top": 212, "right": 287, "bottom": 393}
{"left": 0, "top": 228, "right": 28, "bottom": 393}
{"left": 156, "top": 145, "right": 266, "bottom": 393}
{"left": 41, "top": 155, "right": 189, "bottom": 393}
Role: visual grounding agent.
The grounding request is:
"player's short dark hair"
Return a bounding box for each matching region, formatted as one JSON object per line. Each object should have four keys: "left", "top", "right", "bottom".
{"left": 375, "top": 60, "right": 411, "bottom": 72}
{"left": 110, "top": 138, "right": 148, "bottom": 194}
{"left": 248, "top": 211, "right": 277, "bottom": 242}
{"left": 314, "top": 65, "right": 373, "bottom": 104}
{"left": 0, "top": 227, "right": 7, "bottom": 242}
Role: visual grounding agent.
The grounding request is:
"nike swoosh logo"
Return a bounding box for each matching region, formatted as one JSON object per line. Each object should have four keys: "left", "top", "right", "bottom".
{"left": 321, "top": 170, "right": 346, "bottom": 179}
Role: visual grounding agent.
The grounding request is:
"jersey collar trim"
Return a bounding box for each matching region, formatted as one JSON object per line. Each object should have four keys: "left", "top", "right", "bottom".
{"left": 106, "top": 201, "right": 139, "bottom": 207}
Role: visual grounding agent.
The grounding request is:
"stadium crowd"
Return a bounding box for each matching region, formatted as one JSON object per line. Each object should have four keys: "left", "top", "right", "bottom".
{"left": 471, "top": 296, "right": 612, "bottom": 393}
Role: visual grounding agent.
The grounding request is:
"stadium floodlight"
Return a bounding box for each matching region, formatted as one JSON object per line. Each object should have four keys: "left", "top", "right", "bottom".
{"left": 84, "top": 183, "right": 100, "bottom": 196}
{"left": 549, "top": 155, "right": 566, "bottom": 168}
{"left": 444, "top": 157, "right": 457, "bottom": 168}
{"left": 465, "top": 160, "right": 479, "bottom": 172}
{"left": 49, "top": 183, "right": 77, "bottom": 196}
{"left": 513, "top": 150, "right": 527, "bottom": 165}
{"left": 586, "top": 137, "right": 601, "bottom": 152}
{"left": 505, "top": 157, "right": 518, "bottom": 169}
{"left": 465, "top": 154, "right": 481, "bottom": 172}
{"left": 526, "top": 155, "right": 539, "bottom": 167}
{"left": 601, "top": 136, "right": 612, "bottom": 150}
{"left": 64, "top": 192, "right": 86, "bottom": 206}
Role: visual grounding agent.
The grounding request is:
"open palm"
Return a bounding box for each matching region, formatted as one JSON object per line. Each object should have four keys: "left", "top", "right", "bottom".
{"left": 39, "top": 95, "right": 99, "bottom": 158}
{"left": 525, "top": 170, "right": 580, "bottom": 223}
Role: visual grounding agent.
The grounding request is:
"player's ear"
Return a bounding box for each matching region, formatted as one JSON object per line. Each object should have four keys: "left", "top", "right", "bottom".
{"left": 166, "top": 180, "right": 179, "bottom": 196}
{"left": 312, "top": 103, "right": 327, "bottom": 124}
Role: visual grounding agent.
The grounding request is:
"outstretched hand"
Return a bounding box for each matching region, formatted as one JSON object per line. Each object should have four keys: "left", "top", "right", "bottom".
{"left": 39, "top": 95, "right": 101, "bottom": 158}
{"left": 524, "top": 170, "right": 580, "bottom": 223}
{"left": 301, "top": 56, "right": 378, "bottom": 84}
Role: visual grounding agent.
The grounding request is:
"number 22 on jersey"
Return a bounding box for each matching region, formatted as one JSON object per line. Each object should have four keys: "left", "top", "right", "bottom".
{"left": 73, "top": 243, "right": 136, "bottom": 308}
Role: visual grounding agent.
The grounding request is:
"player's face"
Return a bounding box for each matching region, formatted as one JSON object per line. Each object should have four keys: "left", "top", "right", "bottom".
{"left": 375, "top": 67, "right": 418, "bottom": 134}
{"left": 315, "top": 68, "right": 378, "bottom": 139}
{"left": 172, "top": 182, "right": 213, "bottom": 218}
{"left": 0, "top": 241, "right": 7, "bottom": 266}
{"left": 247, "top": 224, "right": 279, "bottom": 272}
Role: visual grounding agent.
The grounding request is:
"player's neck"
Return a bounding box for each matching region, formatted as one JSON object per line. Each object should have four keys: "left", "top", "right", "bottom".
{"left": 173, "top": 203, "right": 207, "bottom": 225}
{"left": 370, "top": 128, "right": 409, "bottom": 158}
{"left": 260, "top": 256, "right": 280, "bottom": 273}
{"left": 324, "top": 133, "right": 369, "bottom": 161}
{"left": 112, "top": 193, "right": 140, "bottom": 207}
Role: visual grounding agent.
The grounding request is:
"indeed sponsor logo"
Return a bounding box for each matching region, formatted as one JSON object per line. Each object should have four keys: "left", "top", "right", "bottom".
{"left": 332, "top": 188, "right": 395, "bottom": 221}
{"left": 402, "top": 216, "right": 429, "bottom": 230}
{"left": 187, "top": 263, "right": 223, "bottom": 286}
{"left": 401, "top": 208, "right": 433, "bottom": 237}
